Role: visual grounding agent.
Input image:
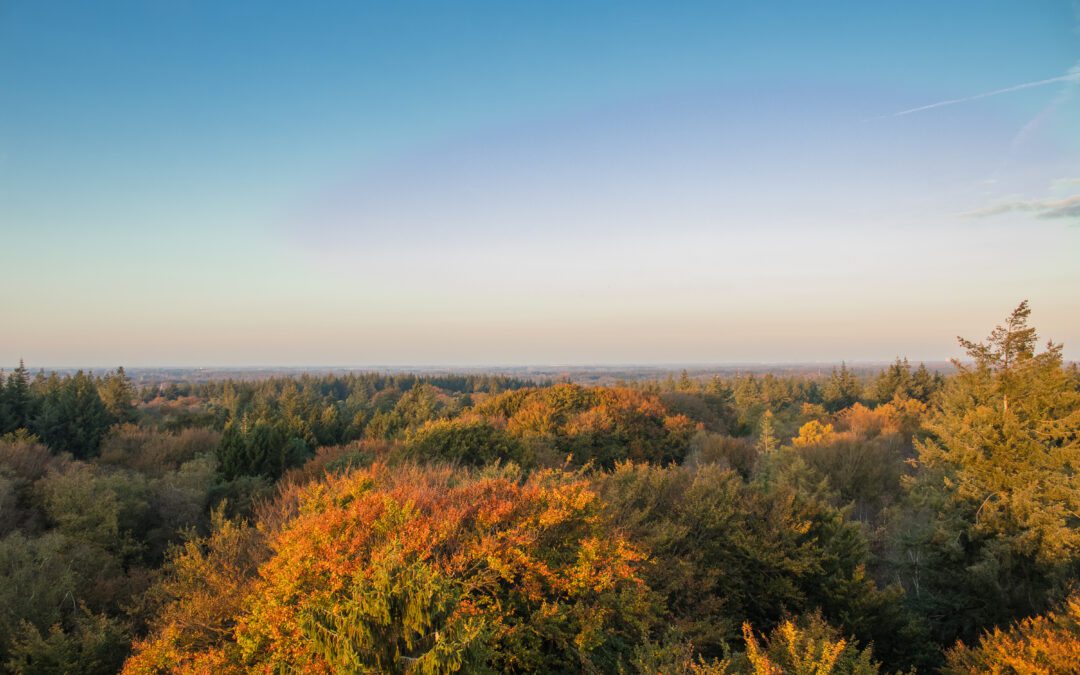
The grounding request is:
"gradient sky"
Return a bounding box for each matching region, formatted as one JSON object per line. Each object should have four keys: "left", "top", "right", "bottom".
{"left": 2, "top": 1, "right": 1079, "bottom": 367}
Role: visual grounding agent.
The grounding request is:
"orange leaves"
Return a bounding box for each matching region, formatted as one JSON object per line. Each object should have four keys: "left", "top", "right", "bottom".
{"left": 664, "top": 412, "right": 699, "bottom": 435}
{"left": 483, "top": 384, "right": 693, "bottom": 464}
{"left": 837, "top": 399, "right": 926, "bottom": 439}
{"left": 568, "top": 536, "right": 645, "bottom": 596}
{"left": 141, "top": 463, "right": 651, "bottom": 672}
{"left": 945, "top": 594, "right": 1080, "bottom": 674}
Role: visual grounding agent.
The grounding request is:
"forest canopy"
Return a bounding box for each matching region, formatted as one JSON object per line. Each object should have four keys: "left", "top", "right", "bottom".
{"left": 1, "top": 303, "right": 1078, "bottom": 673}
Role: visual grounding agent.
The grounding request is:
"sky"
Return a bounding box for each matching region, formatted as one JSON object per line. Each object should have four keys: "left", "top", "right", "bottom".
{"left": 1, "top": 1, "right": 1079, "bottom": 367}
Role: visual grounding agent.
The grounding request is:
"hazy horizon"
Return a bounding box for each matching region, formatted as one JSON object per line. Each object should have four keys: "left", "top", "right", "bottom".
{"left": 0, "top": 358, "right": 1029, "bottom": 374}
{"left": 2, "top": 2, "right": 1078, "bottom": 365}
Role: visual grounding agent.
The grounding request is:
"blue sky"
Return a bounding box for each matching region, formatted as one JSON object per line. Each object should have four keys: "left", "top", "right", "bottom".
{"left": 1, "top": 1, "right": 1078, "bottom": 366}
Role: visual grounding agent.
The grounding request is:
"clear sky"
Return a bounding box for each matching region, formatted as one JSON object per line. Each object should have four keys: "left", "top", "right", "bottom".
{"left": 2, "top": 1, "right": 1079, "bottom": 367}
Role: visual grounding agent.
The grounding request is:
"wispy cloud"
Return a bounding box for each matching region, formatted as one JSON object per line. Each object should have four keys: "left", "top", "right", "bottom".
{"left": 879, "top": 67, "right": 1080, "bottom": 119}
{"left": 1011, "top": 62, "right": 1080, "bottom": 147}
{"left": 963, "top": 195, "right": 1080, "bottom": 220}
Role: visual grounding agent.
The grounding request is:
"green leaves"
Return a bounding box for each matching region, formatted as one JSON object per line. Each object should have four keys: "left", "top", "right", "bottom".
{"left": 404, "top": 419, "right": 527, "bottom": 467}
{"left": 597, "top": 462, "right": 899, "bottom": 661}
{"left": 299, "top": 545, "right": 491, "bottom": 675}
{"left": 217, "top": 417, "right": 309, "bottom": 480}
{"left": 34, "top": 371, "right": 112, "bottom": 459}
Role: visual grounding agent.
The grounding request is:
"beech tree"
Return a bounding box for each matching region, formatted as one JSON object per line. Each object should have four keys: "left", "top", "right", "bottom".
{"left": 127, "top": 465, "right": 653, "bottom": 673}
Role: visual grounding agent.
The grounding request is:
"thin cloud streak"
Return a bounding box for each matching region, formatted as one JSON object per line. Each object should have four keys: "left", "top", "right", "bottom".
{"left": 962, "top": 195, "right": 1080, "bottom": 220}
{"left": 1011, "top": 62, "right": 1080, "bottom": 147}
{"left": 879, "top": 69, "right": 1080, "bottom": 118}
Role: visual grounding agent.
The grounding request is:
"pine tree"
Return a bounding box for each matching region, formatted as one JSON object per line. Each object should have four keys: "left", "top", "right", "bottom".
{"left": 0, "top": 369, "right": 11, "bottom": 434}
{"left": 217, "top": 416, "right": 308, "bottom": 479}
{"left": 757, "top": 409, "right": 778, "bottom": 454}
{"left": 902, "top": 301, "right": 1080, "bottom": 646}
{"left": 870, "top": 358, "right": 913, "bottom": 403}
{"left": 34, "top": 371, "right": 112, "bottom": 458}
{"left": 99, "top": 366, "right": 136, "bottom": 424}
{"left": 955, "top": 300, "right": 1039, "bottom": 414}
{"left": 217, "top": 417, "right": 248, "bottom": 479}
{"left": 823, "top": 363, "right": 861, "bottom": 412}
{"left": 706, "top": 376, "right": 739, "bottom": 434}
{"left": 909, "top": 363, "right": 940, "bottom": 403}
{"left": 5, "top": 360, "right": 34, "bottom": 431}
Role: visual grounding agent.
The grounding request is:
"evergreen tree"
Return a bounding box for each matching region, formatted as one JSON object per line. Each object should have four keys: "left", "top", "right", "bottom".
{"left": 217, "top": 416, "right": 309, "bottom": 479}
{"left": 869, "top": 358, "right": 942, "bottom": 404}
{"left": 757, "top": 409, "right": 778, "bottom": 454}
{"left": 33, "top": 371, "right": 112, "bottom": 459}
{"left": 392, "top": 383, "right": 444, "bottom": 430}
{"left": 0, "top": 369, "right": 12, "bottom": 434}
{"left": 99, "top": 367, "right": 136, "bottom": 425}
{"left": 870, "top": 358, "right": 913, "bottom": 403}
{"left": 704, "top": 376, "right": 739, "bottom": 434}
{"left": 909, "top": 363, "right": 941, "bottom": 403}
{"left": 217, "top": 417, "right": 249, "bottom": 479}
{"left": 5, "top": 360, "right": 34, "bottom": 432}
{"left": 901, "top": 301, "right": 1080, "bottom": 647}
{"left": 822, "top": 363, "right": 861, "bottom": 412}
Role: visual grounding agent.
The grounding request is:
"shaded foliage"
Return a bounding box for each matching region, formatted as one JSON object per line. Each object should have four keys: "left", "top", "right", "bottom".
{"left": 944, "top": 592, "right": 1080, "bottom": 674}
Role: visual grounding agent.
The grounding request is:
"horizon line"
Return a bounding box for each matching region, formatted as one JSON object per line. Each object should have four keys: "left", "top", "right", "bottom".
{"left": 8, "top": 360, "right": 966, "bottom": 372}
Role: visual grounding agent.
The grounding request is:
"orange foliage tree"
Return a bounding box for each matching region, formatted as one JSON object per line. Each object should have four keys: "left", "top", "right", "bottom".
{"left": 944, "top": 593, "right": 1080, "bottom": 674}
{"left": 125, "top": 464, "right": 653, "bottom": 673}
{"left": 473, "top": 383, "right": 697, "bottom": 467}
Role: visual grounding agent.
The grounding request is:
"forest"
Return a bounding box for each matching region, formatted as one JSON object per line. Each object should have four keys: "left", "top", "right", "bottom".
{"left": 0, "top": 302, "right": 1078, "bottom": 674}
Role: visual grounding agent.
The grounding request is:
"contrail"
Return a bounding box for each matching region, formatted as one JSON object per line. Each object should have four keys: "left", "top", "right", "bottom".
{"left": 879, "top": 70, "right": 1080, "bottom": 119}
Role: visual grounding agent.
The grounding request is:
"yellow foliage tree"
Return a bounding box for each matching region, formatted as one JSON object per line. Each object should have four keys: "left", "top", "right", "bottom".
{"left": 792, "top": 420, "right": 835, "bottom": 447}
{"left": 123, "top": 508, "right": 267, "bottom": 674}
{"left": 635, "top": 612, "right": 880, "bottom": 674}
{"left": 740, "top": 613, "right": 879, "bottom": 675}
